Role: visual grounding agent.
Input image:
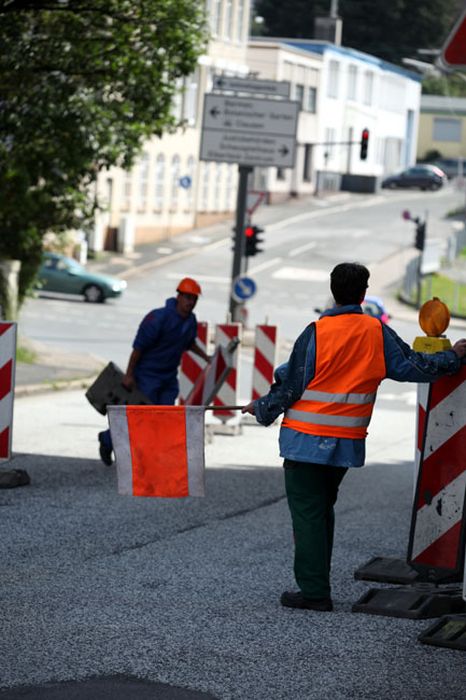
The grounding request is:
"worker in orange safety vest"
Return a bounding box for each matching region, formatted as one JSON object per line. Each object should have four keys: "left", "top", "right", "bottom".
{"left": 242, "top": 262, "right": 466, "bottom": 612}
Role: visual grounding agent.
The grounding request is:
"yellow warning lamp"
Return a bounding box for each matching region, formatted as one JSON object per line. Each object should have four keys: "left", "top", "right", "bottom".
{"left": 413, "top": 297, "right": 452, "bottom": 353}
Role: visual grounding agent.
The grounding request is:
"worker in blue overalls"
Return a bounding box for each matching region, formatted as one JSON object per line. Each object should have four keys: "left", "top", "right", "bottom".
{"left": 98, "top": 277, "right": 210, "bottom": 465}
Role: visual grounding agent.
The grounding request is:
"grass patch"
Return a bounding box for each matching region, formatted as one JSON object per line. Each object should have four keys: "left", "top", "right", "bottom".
{"left": 16, "top": 345, "right": 37, "bottom": 364}
{"left": 421, "top": 274, "right": 466, "bottom": 315}
{"left": 446, "top": 206, "right": 465, "bottom": 219}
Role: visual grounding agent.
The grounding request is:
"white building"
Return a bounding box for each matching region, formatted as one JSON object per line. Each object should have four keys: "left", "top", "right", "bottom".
{"left": 275, "top": 40, "right": 421, "bottom": 193}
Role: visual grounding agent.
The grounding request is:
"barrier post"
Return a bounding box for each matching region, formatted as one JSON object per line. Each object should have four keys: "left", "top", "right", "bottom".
{"left": 212, "top": 320, "right": 242, "bottom": 425}
{"left": 0, "top": 322, "right": 17, "bottom": 462}
{"left": 179, "top": 321, "right": 210, "bottom": 405}
{"left": 251, "top": 323, "right": 278, "bottom": 402}
{"left": 353, "top": 300, "right": 466, "bottom": 618}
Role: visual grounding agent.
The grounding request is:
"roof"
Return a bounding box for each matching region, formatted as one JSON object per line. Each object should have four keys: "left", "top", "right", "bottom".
{"left": 421, "top": 94, "right": 466, "bottom": 114}
{"left": 248, "top": 37, "right": 422, "bottom": 82}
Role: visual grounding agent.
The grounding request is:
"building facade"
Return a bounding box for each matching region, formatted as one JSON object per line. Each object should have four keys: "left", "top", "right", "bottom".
{"left": 417, "top": 94, "right": 466, "bottom": 162}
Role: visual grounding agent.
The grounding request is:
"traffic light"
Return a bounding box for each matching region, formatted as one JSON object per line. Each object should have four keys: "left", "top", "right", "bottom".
{"left": 360, "top": 128, "right": 369, "bottom": 160}
{"left": 415, "top": 220, "right": 426, "bottom": 251}
{"left": 244, "top": 225, "right": 264, "bottom": 257}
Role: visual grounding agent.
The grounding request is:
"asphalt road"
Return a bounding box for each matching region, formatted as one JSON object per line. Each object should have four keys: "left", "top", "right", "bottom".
{"left": 2, "top": 379, "right": 466, "bottom": 699}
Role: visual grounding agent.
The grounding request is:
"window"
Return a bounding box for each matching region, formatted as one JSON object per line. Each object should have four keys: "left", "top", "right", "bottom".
{"left": 324, "top": 127, "right": 337, "bottom": 160}
{"left": 154, "top": 154, "right": 165, "bottom": 210}
{"left": 171, "top": 78, "right": 183, "bottom": 121}
{"left": 347, "top": 65, "right": 357, "bottom": 100}
{"left": 170, "top": 155, "right": 181, "bottom": 210}
{"left": 295, "top": 84, "right": 304, "bottom": 108}
{"left": 276, "top": 167, "right": 286, "bottom": 181}
{"left": 224, "top": 0, "right": 232, "bottom": 39}
{"left": 138, "top": 152, "right": 149, "bottom": 211}
{"left": 433, "top": 118, "right": 462, "bottom": 142}
{"left": 201, "top": 163, "right": 210, "bottom": 210}
{"left": 363, "top": 70, "right": 373, "bottom": 105}
{"left": 224, "top": 164, "right": 234, "bottom": 210}
{"left": 214, "top": 163, "right": 222, "bottom": 209}
{"left": 213, "top": 0, "right": 222, "bottom": 35}
{"left": 303, "top": 144, "right": 312, "bottom": 182}
{"left": 183, "top": 70, "right": 199, "bottom": 125}
{"left": 185, "top": 156, "right": 195, "bottom": 210}
{"left": 236, "top": 0, "right": 245, "bottom": 41}
{"left": 121, "top": 170, "right": 132, "bottom": 211}
{"left": 327, "top": 60, "right": 340, "bottom": 98}
{"left": 306, "top": 87, "right": 317, "bottom": 113}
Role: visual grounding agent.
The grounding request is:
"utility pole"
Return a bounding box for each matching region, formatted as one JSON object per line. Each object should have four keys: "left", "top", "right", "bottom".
{"left": 229, "top": 165, "right": 252, "bottom": 321}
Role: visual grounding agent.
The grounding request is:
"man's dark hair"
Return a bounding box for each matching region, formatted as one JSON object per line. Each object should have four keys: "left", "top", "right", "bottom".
{"left": 330, "top": 262, "right": 369, "bottom": 305}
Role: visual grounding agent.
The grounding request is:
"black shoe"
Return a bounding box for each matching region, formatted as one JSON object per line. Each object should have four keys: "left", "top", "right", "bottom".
{"left": 280, "top": 591, "right": 333, "bottom": 611}
{"left": 98, "top": 432, "right": 113, "bottom": 466}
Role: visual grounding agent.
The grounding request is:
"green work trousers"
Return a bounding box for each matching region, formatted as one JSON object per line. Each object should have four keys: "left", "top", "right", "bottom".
{"left": 284, "top": 459, "right": 348, "bottom": 600}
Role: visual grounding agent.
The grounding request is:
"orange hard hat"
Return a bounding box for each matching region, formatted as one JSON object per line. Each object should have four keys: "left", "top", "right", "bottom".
{"left": 177, "top": 277, "right": 202, "bottom": 296}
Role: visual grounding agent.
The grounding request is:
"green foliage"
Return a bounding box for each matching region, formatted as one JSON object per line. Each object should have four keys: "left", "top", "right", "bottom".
{"left": 422, "top": 74, "right": 466, "bottom": 97}
{"left": 0, "top": 0, "right": 207, "bottom": 304}
{"left": 254, "top": 0, "right": 460, "bottom": 66}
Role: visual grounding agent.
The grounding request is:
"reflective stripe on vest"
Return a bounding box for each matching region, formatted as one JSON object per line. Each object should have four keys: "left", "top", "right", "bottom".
{"left": 282, "top": 313, "right": 386, "bottom": 439}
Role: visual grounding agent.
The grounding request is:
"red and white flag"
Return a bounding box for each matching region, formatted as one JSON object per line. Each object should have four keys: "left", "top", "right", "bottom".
{"left": 108, "top": 405, "right": 205, "bottom": 497}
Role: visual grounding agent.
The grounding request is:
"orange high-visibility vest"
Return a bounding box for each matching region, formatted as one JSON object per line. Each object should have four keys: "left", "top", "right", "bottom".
{"left": 282, "top": 314, "right": 386, "bottom": 439}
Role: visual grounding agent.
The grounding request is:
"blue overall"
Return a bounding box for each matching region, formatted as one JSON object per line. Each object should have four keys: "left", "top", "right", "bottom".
{"left": 100, "top": 297, "right": 197, "bottom": 451}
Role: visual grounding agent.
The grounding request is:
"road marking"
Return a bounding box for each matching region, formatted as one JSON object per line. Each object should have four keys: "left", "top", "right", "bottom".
{"left": 165, "top": 272, "right": 229, "bottom": 284}
{"left": 248, "top": 257, "right": 282, "bottom": 274}
{"left": 272, "top": 267, "right": 328, "bottom": 282}
{"left": 289, "top": 241, "right": 317, "bottom": 257}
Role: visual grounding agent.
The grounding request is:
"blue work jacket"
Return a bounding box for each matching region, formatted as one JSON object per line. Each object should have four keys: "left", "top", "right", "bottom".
{"left": 254, "top": 305, "right": 461, "bottom": 468}
{"left": 133, "top": 297, "right": 197, "bottom": 386}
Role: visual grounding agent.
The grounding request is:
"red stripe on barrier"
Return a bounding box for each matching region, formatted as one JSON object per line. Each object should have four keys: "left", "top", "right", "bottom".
{"left": 429, "top": 366, "right": 466, "bottom": 410}
{"left": 259, "top": 325, "right": 277, "bottom": 343}
{"left": 0, "top": 323, "right": 12, "bottom": 337}
{"left": 182, "top": 353, "right": 202, "bottom": 382}
{"left": 416, "top": 425, "right": 466, "bottom": 508}
{"left": 0, "top": 360, "right": 13, "bottom": 402}
{"left": 412, "top": 520, "right": 462, "bottom": 571}
{"left": 417, "top": 404, "right": 426, "bottom": 451}
{"left": 0, "top": 427, "right": 9, "bottom": 458}
{"left": 254, "top": 347, "right": 273, "bottom": 383}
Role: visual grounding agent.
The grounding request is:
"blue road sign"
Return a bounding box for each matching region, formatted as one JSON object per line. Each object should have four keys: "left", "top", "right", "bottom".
{"left": 179, "top": 175, "right": 192, "bottom": 189}
{"left": 232, "top": 276, "right": 257, "bottom": 303}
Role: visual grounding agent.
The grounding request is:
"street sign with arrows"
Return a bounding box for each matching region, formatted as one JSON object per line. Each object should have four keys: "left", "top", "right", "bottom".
{"left": 200, "top": 93, "right": 299, "bottom": 168}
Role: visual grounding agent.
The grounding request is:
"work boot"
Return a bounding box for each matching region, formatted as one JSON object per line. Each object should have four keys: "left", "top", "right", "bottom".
{"left": 98, "top": 432, "right": 113, "bottom": 466}
{"left": 280, "top": 591, "right": 333, "bottom": 611}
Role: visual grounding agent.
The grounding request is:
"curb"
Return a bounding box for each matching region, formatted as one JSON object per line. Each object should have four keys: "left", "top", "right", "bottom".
{"left": 15, "top": 374, "right": 99, "bottom": 399}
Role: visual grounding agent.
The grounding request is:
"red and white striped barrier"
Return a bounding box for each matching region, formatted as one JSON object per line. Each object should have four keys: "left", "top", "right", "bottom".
{"left": 408, "top": 366, "right": 466, "bottom": 577}
{"left": 179, "top": 321, "right": 210, "bottom": 404}
{"left": 213, "top": 322, "right": 241, "bottom": 421}
{"left": 0, "top": 322, "right": 17, "bottom": 461}
{"left": 184, "top": 343, "right": 232, "bottom": 407}
{"left": 251, "top": 324, "right": 278, "bottom": 401}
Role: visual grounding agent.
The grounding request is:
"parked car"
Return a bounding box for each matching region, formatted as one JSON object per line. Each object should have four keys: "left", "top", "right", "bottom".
{"left": 429, "top": 158, "right": 464, "bottom": 180}
{"left": 381, "top": 165, "right": 445, "bottom": 191}
{"left": 37, "top": 252, "right": 127, "bottom": 302}
{"left": 314, "top": 296, "right": 390, "bottom": 324}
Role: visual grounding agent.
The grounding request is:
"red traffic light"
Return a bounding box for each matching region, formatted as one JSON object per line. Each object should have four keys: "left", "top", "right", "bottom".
{"left": 244, "top": 226, "right": 254, "bottom": 237}
{"left": 360, "top": 129, "right": 369, "bottom": 160}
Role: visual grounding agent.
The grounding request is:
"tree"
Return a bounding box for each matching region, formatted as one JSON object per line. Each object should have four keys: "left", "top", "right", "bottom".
{"left": 0, "top": 0, "right": 207, "bottom": 307}
{"left": 253, "top": 0, "right": 461, "bottom": 67}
